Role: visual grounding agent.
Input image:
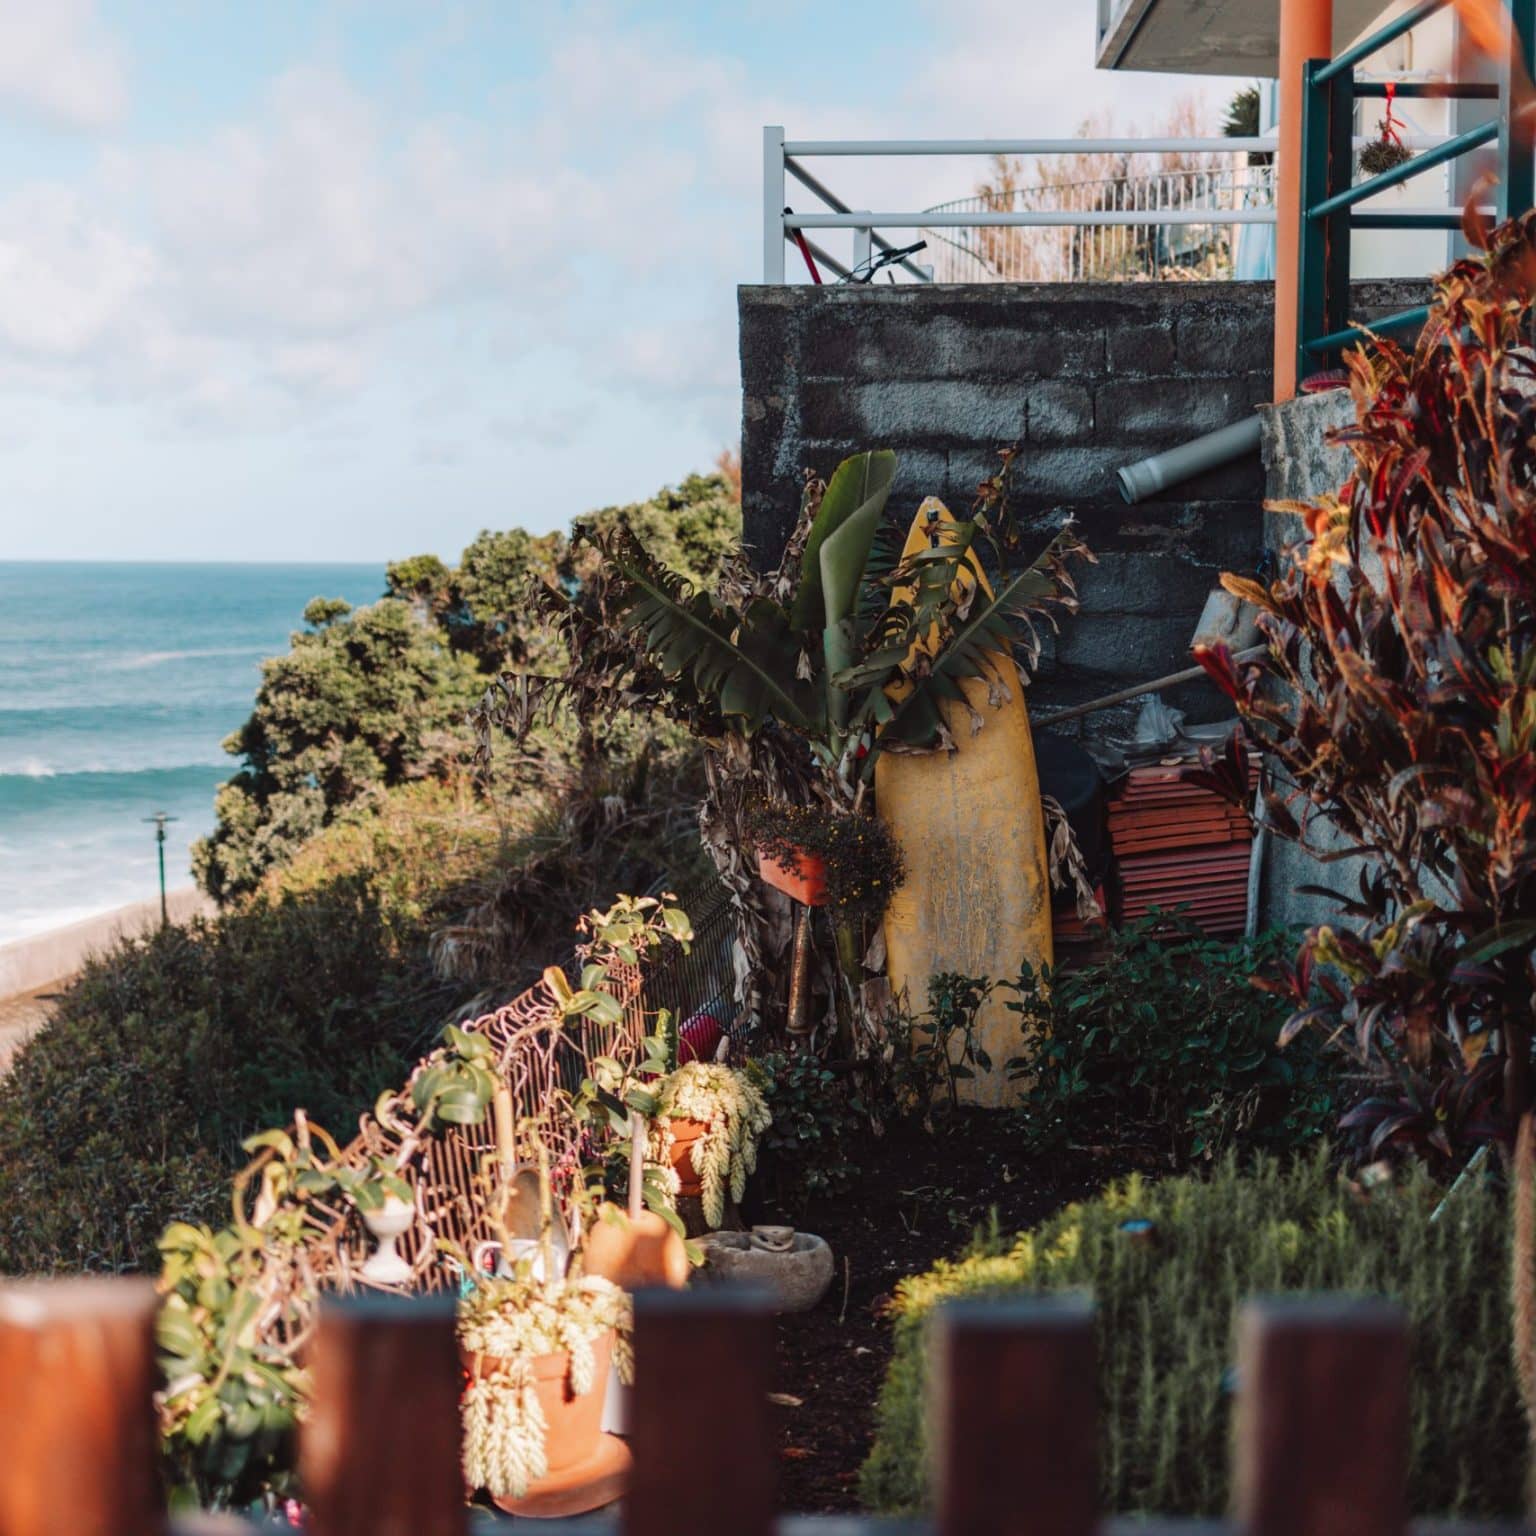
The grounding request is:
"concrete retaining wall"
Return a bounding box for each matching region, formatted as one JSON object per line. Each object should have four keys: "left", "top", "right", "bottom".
{"left": 1254, "top": 387, "right": 1372, "bottom": 935}
{"left": 0, "top": 886, "right": 213, "bottom": 999}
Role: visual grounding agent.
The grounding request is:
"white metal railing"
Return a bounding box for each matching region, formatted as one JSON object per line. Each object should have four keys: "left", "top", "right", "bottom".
{"left": 762, "top": 127, "right": 1277, "bottom": 284}
{"left": 925, "top": 164, "right": 1275, "bottom": 283}
{"left": 762, "top": 127, "right": 1465, "bottom": 285}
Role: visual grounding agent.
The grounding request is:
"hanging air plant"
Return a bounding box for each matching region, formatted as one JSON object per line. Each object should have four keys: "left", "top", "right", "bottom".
{"left": 1359, "top": 82, "right": 1415, "bottom": 178}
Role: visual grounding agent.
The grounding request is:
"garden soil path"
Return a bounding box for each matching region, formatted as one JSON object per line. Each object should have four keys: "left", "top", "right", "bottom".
{"left": 756, "top": 1110, "right": 1135, "bottom": 1514}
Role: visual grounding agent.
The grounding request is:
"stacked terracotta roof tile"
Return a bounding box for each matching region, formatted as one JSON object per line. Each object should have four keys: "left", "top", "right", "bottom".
{"left": 1107, "top": 753, "right": 1257, "bottom": 936}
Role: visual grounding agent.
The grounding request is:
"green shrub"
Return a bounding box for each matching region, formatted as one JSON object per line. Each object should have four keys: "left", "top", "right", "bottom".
{"left": 861, "top": 1149, "right": 1523, "bottom": 1517}
{"left": 751, "top": 1052, "right": 865, "bottom": 1206}
{"left": 196, "top": 473, "right": 741, "bottom": 904}
{"left": 0, "top": 878, "right": 461, "bottom": 1275}
{"left": 193, "top": 597, "right": 477, "bottom": 902}
{"left": 1007, "top": 919, "right": 1340, "bottom": 1162}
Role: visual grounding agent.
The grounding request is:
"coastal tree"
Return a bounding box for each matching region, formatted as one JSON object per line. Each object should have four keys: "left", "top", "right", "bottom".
{"left": 192, "top": 597, "right": 473, "bottom": 902}
{"left": 195, "top": 471, "right": 742, "bottom": 904}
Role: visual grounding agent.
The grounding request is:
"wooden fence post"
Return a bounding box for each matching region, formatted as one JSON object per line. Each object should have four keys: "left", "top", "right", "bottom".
{"left": 624, "top": 1287, "right": 777, "bottom": 1536}
{"left": 1234, "top": 1297, "right": 1407, "bottom": 1536}
{"left": 930, "top": 1295, "right": 1098, "bottom": 1536}
{"left": 302, "top": 1295, "right": 463, "bottom": 1536}
{"left": 0, "top": 1278, "right": 162, "bottom": 1536}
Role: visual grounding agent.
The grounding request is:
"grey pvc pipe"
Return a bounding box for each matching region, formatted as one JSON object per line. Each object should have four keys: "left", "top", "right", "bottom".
{"left": 1117, "top": 414, "right": 1262, "bottom": 504}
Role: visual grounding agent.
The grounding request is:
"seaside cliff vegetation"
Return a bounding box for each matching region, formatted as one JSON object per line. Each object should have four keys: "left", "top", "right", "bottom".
{"left": 192, "top": 470, "right": 740, "bottom": 902}
{"left": 0, "top": 467, "right": 740, "bottom": 1275}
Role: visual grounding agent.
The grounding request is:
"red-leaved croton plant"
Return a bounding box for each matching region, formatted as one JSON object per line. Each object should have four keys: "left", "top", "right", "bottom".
{"left": 1194, "top": 212, "right": 1536, "bottom": 1166}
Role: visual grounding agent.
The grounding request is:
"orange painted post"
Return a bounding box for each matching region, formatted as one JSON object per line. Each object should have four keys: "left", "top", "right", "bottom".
{"left": 1275, "top": 0, "right": 1334, "bottom": 399}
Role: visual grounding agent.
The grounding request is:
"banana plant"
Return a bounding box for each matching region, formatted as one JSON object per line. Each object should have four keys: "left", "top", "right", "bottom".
{"left": 567, "top": 449, "right": 1083, "bottom": 793}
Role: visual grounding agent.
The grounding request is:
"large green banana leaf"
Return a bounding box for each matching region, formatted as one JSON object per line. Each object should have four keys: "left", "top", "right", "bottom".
{"left": 608, "top": 535, "right": 819, "bottom": 732}
{"left": 790, "top": 450, "right": 897, "bottom": 634}
{"left": 838, "top": 527, "right": 1083, "bottom": 766}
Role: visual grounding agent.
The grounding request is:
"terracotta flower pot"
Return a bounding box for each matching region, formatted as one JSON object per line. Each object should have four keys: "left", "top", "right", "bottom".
{"left": 758, "top": 847, "right": 828, "bottom": 907}
{"left": 584, "top": 1204, "right": 690, "bottom": 1290}
{"left": 463, "top": 1328, "right": 614, "bottom": 1479}
{"left": 665, "top": 1118, "right": 709, "bottom": 1198}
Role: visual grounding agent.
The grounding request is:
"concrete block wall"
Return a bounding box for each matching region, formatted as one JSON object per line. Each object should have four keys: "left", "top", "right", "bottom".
{"left": 739, "top": 278, "right": 1423, "bottom": 728}
{"left": 1253, "top": 387, "right": 1373, "bottom": 936}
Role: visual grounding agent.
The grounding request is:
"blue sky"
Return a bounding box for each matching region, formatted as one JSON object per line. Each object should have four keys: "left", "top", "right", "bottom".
{"left": 0, "top": 1, "right": 1238, "bottom": 563}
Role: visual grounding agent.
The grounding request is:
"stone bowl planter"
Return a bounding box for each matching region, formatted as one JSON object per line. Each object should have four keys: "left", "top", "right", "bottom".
{"left": 696, "top": 1229, "right": 834, "bottom": 1312}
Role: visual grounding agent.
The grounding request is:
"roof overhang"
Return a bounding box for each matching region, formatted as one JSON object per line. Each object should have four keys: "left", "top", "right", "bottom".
{"left": 1097, "top": 0, "right": 1387, "bottom": 76}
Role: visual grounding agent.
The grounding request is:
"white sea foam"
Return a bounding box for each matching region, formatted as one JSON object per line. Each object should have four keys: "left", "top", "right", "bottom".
{"left": 0, "top": 758, "right": 228, "bottom": 780}
{"left": 103, "top": 647, "right": 267, "bottom": 672}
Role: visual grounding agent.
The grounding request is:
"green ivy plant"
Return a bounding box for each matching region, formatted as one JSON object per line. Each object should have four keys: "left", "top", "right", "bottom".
{"left": 915, "top": 972, "right": 997, "bottom": 1115}
{"left": 156, "top": 1122, "right": 359, "bottom": 1510}
{"left": 154, "top": 891, "right": 694, "bottom": 1511}
{"left": 750, "top": 1053, "right": 864, "bottom": 1205}
{"left": 410, "top": 1026, "right": 500, "bottom": 1131}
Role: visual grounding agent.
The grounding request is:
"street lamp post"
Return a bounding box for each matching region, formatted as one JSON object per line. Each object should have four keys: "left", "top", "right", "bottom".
{"left": 143, "top": 812, "right": 178, "bottom": 927}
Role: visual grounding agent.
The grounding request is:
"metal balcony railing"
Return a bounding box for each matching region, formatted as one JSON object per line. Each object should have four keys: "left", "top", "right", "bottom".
{"left": 761, "top": 130, "right": 1277, "bottom": 284}
{"left": 1296, "top": 0, "right": 1535, "bottom": 375}
{"left": 762, "top": 130, "right": 1479, "bottom": 288}
{"left": 923, "top": 164, "right": 1276, "bottom": 283}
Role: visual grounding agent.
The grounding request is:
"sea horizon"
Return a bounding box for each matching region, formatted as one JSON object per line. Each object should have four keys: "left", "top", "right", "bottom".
{"left": 0, "top": 561, "right": 386, "bottom": 946}
{"left": 0, "top": 557, "right": 392, "bottom": 569}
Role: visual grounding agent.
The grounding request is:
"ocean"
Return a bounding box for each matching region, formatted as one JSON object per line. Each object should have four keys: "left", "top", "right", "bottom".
{"left": 0, "top": 562, "right": 384, "bottom": 948}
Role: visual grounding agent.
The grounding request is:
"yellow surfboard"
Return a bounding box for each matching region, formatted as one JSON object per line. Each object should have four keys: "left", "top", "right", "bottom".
{"left": 874, "top": 498, "right": 1053, "bottom": 1109}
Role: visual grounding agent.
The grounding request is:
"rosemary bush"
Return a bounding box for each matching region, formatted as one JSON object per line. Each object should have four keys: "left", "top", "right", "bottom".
{"left": 862, "top": 1149, "right": 1524, "bottom": 1517}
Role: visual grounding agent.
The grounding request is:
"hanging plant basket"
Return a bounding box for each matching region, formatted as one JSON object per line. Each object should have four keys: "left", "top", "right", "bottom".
{"left": 746, "top": 799, "right": 905, "bottom": 919}
{"left": 1359, "top": 82, "right": 1414, "bottom": 178}
{"left": 757, "top": 846, "right": 829, "bottom": 906}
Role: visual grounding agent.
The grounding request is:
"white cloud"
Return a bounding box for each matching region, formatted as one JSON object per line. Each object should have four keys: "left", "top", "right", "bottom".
{"left": 111, "top": 68, "right": 603, "bottom": 341}
{"left": 0, "top": 3, "right": 1238, "bottom": 452}
{"left": 0, "top": 0, "right": 127, "bottom": 130}
{"left": 0, "top": 64, "right": 637, "bottom": 425}
{"left": 0, "top": 184, "right": 154, "bottom": 361}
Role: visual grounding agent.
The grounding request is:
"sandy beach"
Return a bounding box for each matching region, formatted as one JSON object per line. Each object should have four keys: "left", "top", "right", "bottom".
{"left": 0, "top": 887, "right": 214, "bottom": 1069}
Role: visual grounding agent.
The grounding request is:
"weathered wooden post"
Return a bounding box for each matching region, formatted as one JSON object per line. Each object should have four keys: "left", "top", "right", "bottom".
{"left": 1234, "top": 1297, "right": 1408, "bottom": 1536}
{"left": 0, "top": 1278, "right": 163, "bottom": 1536}
{"left": 302, "top": 1295, "right": 464, "bottom": 1536}
{"left": 931, "top": 1295, "right": 1098, "bottom": 1536}
{"left": 625, "top": 1288, "right": 777, "bottom": 1536}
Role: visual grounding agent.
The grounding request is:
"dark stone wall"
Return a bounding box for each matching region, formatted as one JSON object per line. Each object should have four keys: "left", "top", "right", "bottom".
{"left": 739, "top": 278, "right": 1423, "bottom": 729}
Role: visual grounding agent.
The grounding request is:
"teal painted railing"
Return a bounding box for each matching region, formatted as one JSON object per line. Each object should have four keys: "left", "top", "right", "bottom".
{"left": 1297, "top": 0, "right": 1535, "bottom": 379}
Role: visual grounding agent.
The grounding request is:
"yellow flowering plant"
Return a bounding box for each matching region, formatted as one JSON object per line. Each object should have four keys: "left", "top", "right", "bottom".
{"left": 745, "top": 798, "right": 905, "bottom": 920}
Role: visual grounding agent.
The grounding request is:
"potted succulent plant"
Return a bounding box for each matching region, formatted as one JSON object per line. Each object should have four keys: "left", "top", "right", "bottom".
{"left": 650, "top": 1061, "right": 772, "bottom": 1229}
{"left": 458, "top": 1266, "right": 633, "bottom": 1510}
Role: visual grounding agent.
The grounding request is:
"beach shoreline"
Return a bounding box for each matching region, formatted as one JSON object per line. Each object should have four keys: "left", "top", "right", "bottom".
{"left": 0, "top": 886, "right": 214, "bottom": 1070}
{"left": 0, "top": 885, "right": 213, "bottom": 1007}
